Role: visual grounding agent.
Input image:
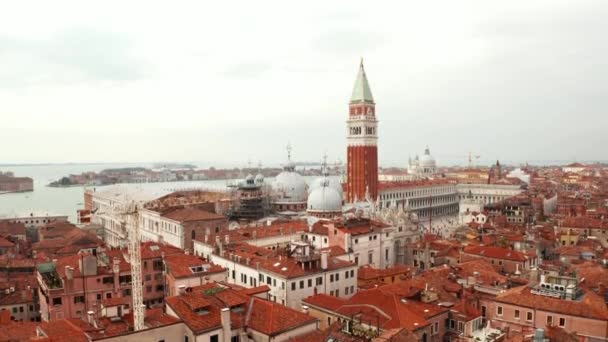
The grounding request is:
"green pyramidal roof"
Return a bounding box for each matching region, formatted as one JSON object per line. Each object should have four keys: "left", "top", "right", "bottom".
{"left": 350, "top": 60, "right": 374, "bottom": 104}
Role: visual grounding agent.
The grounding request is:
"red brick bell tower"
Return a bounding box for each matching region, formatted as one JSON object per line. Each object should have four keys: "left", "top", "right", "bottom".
{"left": 347, "top": 59, "right": 378, "bottom": 203}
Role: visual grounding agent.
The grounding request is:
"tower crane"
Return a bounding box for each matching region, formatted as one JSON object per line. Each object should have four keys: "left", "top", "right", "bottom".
{"left": 466, "top": 152, "right": 481, "bottom": 168}
{"left": 111, "top": 199, "right": 145, "bottom": 331}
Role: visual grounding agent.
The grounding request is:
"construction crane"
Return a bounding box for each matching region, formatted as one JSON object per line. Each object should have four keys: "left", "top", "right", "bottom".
{"left": 466, "top": 152, "right": 481, "bottom": 168}
{"left": 112, "top": 199, "right": 145, "bottom": 331}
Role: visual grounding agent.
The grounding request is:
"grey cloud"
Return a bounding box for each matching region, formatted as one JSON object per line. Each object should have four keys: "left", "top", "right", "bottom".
{"left": 0, "top": 27, "right": 145, "bottom": 87}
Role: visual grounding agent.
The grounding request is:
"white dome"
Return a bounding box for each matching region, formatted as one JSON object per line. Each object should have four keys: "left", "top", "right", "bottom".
{"left": 255, "top": 173, "right": 264, "bottom": 183}
{"left": 307, "top": 181, "right": 342, "bottom": 213}
{"left": 310, "top": 176, "right": 343, "bottom": 198}
{"left": 273, "top": 170, "right": 308, "bottom": 203}
{"left": 419, "top": 147, "right": 436, "bottom": 167}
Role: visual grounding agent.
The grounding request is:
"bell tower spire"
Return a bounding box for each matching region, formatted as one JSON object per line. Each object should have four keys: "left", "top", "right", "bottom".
{"left": 346, "top": 59, "right": 378, "bottom": 203}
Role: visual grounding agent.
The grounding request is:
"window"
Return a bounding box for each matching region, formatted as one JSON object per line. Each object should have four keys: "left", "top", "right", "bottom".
{"left": 210, "top": 335, "right": 219, "bottom": 342}
{"left": 345, "top": 287, "right": 349, "bottom": 295}
{"left": 345, "top": 271, "right": 349, "bottom": 279}
{"left": 185, "top": 336, "right": 189, "bottom": 342}
{"left": 266, "top": 276, "right": 271, "bottom": 285}
{"left": 458, "top": 321, "right": 464, "bottom": 332}
{"left": 96, "top": 294, "right": 102, "bottom": 301}
{"left": 433, "top": 322, "right": 439, "bottom": 335}
{"left": 350, "top": 270, "right": 354, "bottom": 278}
{"left": 330, "top": 274, "right": 334, "bottom": 282}
{"left": 231, "top": 336, "right": 240, "bottom": 342}
{"left": 191, "top": 230, "right": 195, "bottom": 239}
{"left": 300, "top": 280, "right": 304, "bottom": 289}
{"left": 527, "top": 312, "right": 533, "bottom": 321}
{"left": 232, "top": 270, "right": 235, "bottom": 280}
{"left": 368, "top": 253, "right": 373, "bottom": 264}
{"left": 102, "top": 276, "right": 113, "bottom": 284}
{"left": 12, "top": 307, "right": 17, "bottom": 314}
{"left": 291, "top": 283, "right": 296, "bottom": 291}
{"left": 147, "top": 286, "right": 152, "bottom": 293}
{"left": 497, "top": 306, "right": 503, "bottom": 316}
{"left": 156, "top": 285, "right": 164, "bottom": 292}
{"left": 308, "top": 279, "right": 312, "bottom": 287}
{"left": 316, "top": 277, "right": 323, "bottom": 285}
{"left": 547, "top": 315, "right": 553, "bottom": 325}
{"left": 145, "top": 274, "right": 152, "bottom": 281}
{"left": 559, "top": 317, "right": 565, "bottom": 327}
{"left": 385, "top": 249, "right": 389, "bottom": 261}
{"left": 74, "top": 296, "right": 85, "bottom": 304}
{"left": 514, "top": 310, "right": 520, "bottom": 319}
{"left": 335, "top": 289, "right": 339, "bottom": 297}
{"left": 354, "top": 256, "right": 359, "bottom": 264}
{"left": 335, "top": 273, "right": 340, "bottom": 281}
{"left": 52, "top": 297, "right": 62, "bottom": 306}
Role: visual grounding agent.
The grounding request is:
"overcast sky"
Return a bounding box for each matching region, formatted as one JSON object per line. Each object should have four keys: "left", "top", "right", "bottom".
{"left": 1, "top": 1, "right": 606, "bottom": 167}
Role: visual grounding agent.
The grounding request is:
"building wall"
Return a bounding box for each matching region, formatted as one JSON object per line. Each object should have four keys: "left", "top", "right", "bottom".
{"left": 481, "top": 299, "right": 608, "bottom": 340}
{"left": 456, "top": 183, "right": 523, "bottom": 205}
{"left": 378, "top": 183, "right": 459, "bottom": 220}
{"left": 347, "top": 145, "right": 378, "bottom": 203}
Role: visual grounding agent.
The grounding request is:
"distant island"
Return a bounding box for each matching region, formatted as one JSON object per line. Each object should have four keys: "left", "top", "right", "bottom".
{"left": 0, "top": 171, "right": 34, "bottom": 194}
{"left": 47, "top": 165, "right": 342, "bottom": 187}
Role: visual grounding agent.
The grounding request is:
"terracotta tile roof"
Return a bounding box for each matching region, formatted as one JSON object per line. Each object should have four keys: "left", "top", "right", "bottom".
{"left": 0, "top": 236, "right": 14, "bottom": 248}
{"left": 454, "top": 260, "right": 507, "bottom": 285}
{"left": 463, "top": 246, "right": 529, "bottom": 262}
{"left": 0, "top": 222, "right": 25, "bottom": 237}
{"left": 102, "top": 295, "right": 130, "bottom": 307}
{"left": 139, "top": 241, "right": 183, "bottom": 260}
{"left": 220, "top": 242, "right": 355, "bottom": 279}
{"left": 304, "top": 287, "right": 448, "bottom": 331}
{"left": 247, "top": 297, "right": 317, "bottom": 336}
{"left": 164, "top": 253, "right": 225, "bottom": 279}
{"left": 38, "top": 319, "right": 88, "bottom": 342}
{"left": 0, "top": 289, "right": 34, "bottom": 306}
{"left": 161, "top": 207, "right": 226, "bottom": 222}
{"left": 0, "top": 321, "right": 38, "bottom": 341}
{"left": 562, "top": 216, "right": 608, "bottom": 230}
{"left": 494, "top": 285, "right": 608, "bottom": 320}
{"left": 197, "top": 220, "right": 309, "bottom": 247}
{"left": 167, "top": 284, "right": 316, "bottom": 336}
{"left": 357, "top": 264, "right": 411, "bottom": 281}
{"left": 302, "top": 294, "right": 347, "bottom": 311}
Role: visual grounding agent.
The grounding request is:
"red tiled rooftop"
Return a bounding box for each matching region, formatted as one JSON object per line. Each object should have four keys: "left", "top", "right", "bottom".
{"left": 164, "top": 253, "right": 225, "bottom": 279}
{"left": 463, "top": 246, "right": 529, "bottom": 262}
{"left": 161, "top": 206, "right": 226, "bottom": 222}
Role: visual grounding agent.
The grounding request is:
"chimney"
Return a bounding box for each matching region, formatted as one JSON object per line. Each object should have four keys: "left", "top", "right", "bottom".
{"left": 87, "top": 311, "right": 98, "bottom": 328}
{"left": 66, "top": 266, "right": 74, "bottom": 280}
{"left": 321, "top": 250, "right": 328, "bottom": 270}
{"left": 178, "top": 285, "right": 186, "bottom": 295}
{"left": 113, "top": 257, "right": 120, "bottom": 274}
{"left": 221, "top": 307, "right": 231, "bottom": 342}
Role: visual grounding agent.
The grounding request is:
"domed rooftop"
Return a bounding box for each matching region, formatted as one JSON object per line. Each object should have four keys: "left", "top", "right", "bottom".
{"left": 272, "top": 143, "right": 308, "bottom": 203}
{"left": 419, "top": 147, "right": 436, "bottom": 167}
{"left": 307, "top": 180, "right": 342, "bottom": 213}
{"left": 255, "top": 173, "right": 264, "bottom": 184}
{"left": 310, "top": 175, "right": 343, "bottom": 198}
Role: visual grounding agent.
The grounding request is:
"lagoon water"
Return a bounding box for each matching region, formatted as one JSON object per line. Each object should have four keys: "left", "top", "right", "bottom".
{"left": 0, "top": 163, "right": 238, "bottom": 223}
